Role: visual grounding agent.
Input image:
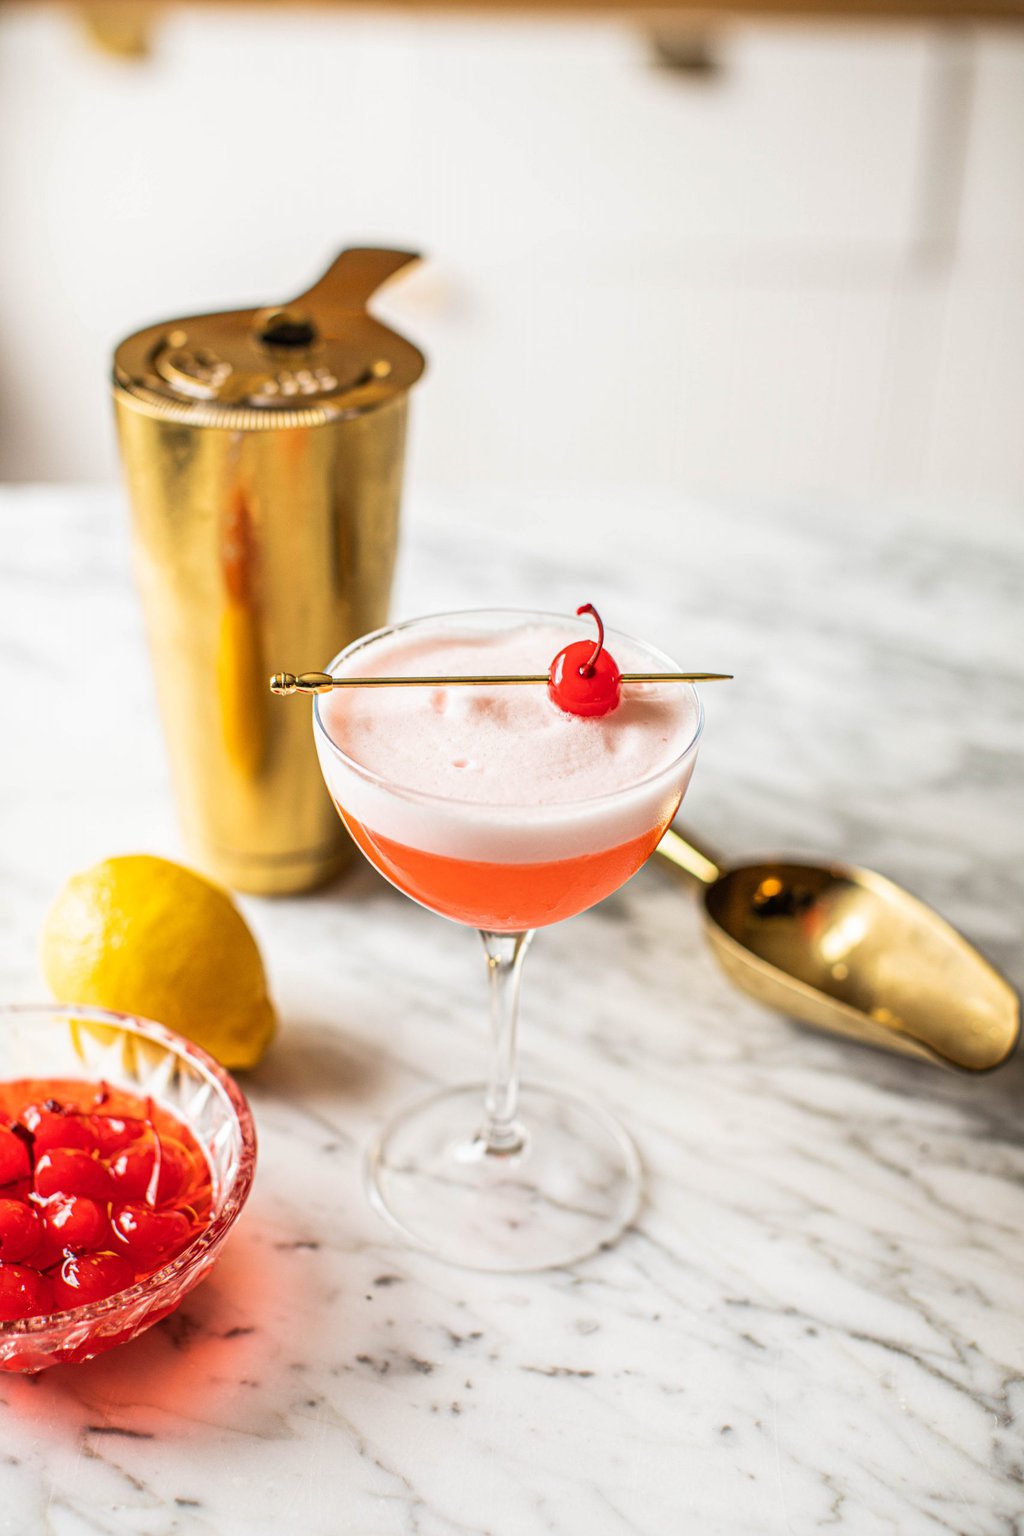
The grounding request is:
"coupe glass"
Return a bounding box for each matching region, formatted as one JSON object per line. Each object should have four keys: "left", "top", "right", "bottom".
{"left": 313, "top": 609, "right": 703, "bottom": 1271}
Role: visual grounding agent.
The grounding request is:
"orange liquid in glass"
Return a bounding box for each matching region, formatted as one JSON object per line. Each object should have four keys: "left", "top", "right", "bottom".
{"left": 338, "top": 805, "right": 674, "bottom": 931}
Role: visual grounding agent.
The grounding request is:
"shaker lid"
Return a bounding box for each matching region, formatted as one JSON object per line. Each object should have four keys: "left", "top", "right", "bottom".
{"left": 112, "top": 249, "right": 426, "bottom": 430}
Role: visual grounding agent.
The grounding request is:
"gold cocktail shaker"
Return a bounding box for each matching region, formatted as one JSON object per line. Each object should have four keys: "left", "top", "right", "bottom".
{"left": 113, "top": 249, "right": 426, "bottom": 895}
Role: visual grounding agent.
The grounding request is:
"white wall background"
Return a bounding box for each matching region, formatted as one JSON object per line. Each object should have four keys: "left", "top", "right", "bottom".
{"left": 1, "top": 5, "right": 1022, "bottom": 504}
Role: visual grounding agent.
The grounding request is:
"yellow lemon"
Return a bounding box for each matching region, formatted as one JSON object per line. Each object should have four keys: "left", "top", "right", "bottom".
{"left": 40, "top": 855, "right": 277, "bottom": 1070}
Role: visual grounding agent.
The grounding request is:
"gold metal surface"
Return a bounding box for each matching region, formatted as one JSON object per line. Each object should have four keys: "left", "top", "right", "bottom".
{"left": 114, "top": 248, "right": 424, "bottom": 431}
{"left": 80, "top": 5, "right": 153, "bottom": 57}
{"left": 113, "top": 250, "right": 425, "bottom": 895}
{"left": 269, "top": 669, "right": 733, "bottom": 694}
{"left": 657, "top": 827, "right": 1020, "bottom": 1072}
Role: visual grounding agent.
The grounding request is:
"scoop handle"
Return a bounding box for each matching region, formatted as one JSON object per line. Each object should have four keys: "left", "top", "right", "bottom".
{"left": 655, "top": 826, "right": 721, "bottom": 887}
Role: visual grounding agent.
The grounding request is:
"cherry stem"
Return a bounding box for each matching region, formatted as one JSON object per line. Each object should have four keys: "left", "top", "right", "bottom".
{"left": 576, "top": 602, "right": 605, "bottom": 678}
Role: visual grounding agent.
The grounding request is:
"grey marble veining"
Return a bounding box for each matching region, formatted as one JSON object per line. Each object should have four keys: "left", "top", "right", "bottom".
{"left": 0, "top": 485, "right": 1022, "bottom": 1535}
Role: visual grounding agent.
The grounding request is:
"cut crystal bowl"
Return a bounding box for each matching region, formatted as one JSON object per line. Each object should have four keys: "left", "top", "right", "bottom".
{"left": 0, "top": 1004, "right": 256, "bottom": 1372}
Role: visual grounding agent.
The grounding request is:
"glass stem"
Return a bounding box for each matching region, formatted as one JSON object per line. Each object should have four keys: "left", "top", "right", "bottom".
{"left": 478, "top": 929, "right": 534, "bottom": 1155}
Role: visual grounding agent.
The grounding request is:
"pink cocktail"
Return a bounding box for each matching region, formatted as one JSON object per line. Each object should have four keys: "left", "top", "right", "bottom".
{"left": 314, "top": 609, "right": 703, "bottom": 1271}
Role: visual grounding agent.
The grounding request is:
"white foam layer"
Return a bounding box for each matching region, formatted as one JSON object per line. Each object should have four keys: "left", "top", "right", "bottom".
{"left": 315, "top": 619, "right": 701, "bottom": 863}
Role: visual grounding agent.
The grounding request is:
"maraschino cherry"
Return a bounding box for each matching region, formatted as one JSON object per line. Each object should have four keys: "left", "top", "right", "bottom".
{"left": 548, "top": 603, "right": 622, "bottom": 718}
{"left": 0, "top": 1081, "right": 215, "bottom": 1326}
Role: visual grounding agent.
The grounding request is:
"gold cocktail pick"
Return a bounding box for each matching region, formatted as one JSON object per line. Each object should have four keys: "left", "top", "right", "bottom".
{"left": 270, "top": 670, "right": 732, "bottom": 694}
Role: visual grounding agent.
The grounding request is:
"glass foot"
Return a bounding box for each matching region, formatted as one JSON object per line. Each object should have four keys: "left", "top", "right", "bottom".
{"left": 366, "top": 1083, "right": 641, "bottom": 1272}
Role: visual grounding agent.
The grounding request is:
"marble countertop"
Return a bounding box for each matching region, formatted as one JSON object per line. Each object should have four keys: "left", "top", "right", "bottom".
{"left": 1, "top": 484, "right": 1023, "bottom": 1535}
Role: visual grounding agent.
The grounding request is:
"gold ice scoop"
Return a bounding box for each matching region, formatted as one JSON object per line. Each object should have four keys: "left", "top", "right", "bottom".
{"left": 657, "top": 828, "right": 1019, "bottom": 1072}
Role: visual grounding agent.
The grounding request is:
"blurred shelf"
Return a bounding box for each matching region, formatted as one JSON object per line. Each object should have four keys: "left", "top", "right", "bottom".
{"left": 36, "top": 0, "right": 1024, "bottom": 21}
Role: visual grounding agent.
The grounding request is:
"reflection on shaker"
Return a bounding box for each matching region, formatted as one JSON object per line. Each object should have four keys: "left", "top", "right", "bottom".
{"left": 217, "top": 485, "right": 267, "bottom": 782}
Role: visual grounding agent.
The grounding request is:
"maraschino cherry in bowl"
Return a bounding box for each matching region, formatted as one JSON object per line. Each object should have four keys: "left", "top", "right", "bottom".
{"left": 0, "top": 1004, "right": 256, "bottom": 1372}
